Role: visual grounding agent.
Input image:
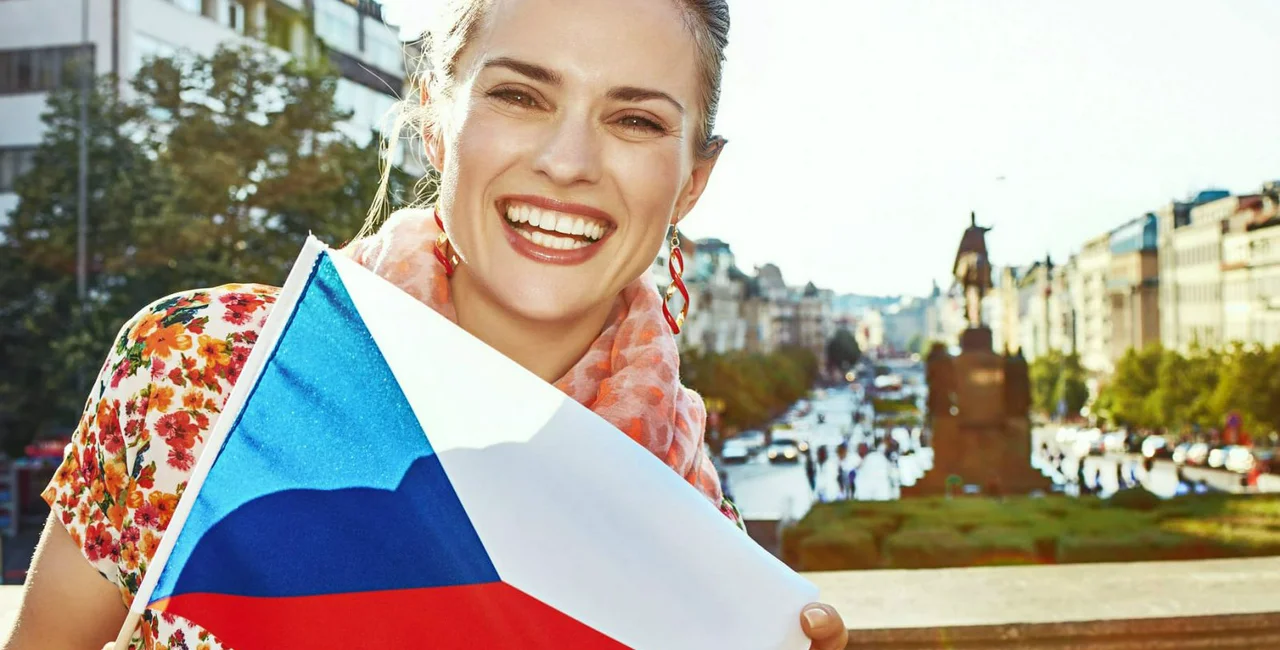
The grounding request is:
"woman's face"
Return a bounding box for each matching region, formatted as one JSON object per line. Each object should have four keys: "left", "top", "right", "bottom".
{"left": 428, "top": 0, "right": 719, "bottom": 323}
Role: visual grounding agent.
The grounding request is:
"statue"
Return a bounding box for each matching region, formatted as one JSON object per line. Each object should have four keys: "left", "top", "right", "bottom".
{"left": 952, "top": 212, "right": 994, "bottom": 328}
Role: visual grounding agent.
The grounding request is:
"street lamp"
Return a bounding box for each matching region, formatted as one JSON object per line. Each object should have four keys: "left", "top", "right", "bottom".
{"left": 75, "top": 0, "right": 90, "bottom": 391}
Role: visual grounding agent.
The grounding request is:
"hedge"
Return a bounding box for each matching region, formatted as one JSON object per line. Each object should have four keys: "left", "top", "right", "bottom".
{"left": 782, "top": 492, "right": 1280, "bottom": 571}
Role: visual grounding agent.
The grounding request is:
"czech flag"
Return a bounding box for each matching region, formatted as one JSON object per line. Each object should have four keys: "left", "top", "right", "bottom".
{"left": 121, "top": 238, "right": 817, "bottom": 650}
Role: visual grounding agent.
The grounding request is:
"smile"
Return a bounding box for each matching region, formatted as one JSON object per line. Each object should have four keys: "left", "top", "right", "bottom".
{"left": 497, "top": 195, "right": 615, "bottom": 266}
{"left": 501, "top": 199, "right": 613, "bottom": 250}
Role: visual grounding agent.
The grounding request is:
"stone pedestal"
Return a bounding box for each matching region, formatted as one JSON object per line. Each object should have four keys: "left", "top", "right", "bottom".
{"left": 906, "top": 327, "right": 1050, "bottom": 497}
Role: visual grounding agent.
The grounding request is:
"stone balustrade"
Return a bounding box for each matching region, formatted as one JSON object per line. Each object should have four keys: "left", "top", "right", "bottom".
{"left": 808, "top": 556, "right": 1280, "bottom": 649}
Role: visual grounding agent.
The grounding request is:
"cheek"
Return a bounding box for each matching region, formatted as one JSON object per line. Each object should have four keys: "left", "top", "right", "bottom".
{"left": 610, "top": 144, "right": 687, "bottom": 230}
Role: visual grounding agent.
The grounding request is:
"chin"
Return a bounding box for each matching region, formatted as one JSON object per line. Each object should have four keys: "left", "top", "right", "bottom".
{"left": 488, "top": 276, "right": 614, "bottom": 325}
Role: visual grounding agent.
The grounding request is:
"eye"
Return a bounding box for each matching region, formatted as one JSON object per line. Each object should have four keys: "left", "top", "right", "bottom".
{"left": 615, "top": 114, "right": 667, "bottom": 135}
{"left": 489, "top": 87, "right": 540, "bottom": 109}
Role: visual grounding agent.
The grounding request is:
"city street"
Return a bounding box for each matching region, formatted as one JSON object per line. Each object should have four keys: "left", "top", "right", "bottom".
{"left": 723, "top": 385, "right": 932, "bottom": 522}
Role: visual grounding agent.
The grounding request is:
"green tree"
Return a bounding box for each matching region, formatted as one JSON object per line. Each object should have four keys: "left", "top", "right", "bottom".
{"left": 1029, "top": 350, "right": 1064, "bottom": 416}
{"left": 1097, "top": 344, "right": 1163, "bottom": 428}
{"left": 1053, "top": 354, "right": 1089, "bottom": 420}
{"left": 1149, "top": 345, "right": 1221, "bottom": 431}
{"left": 825, "top": 328, "right": 861, "bottom": 373}
{"left": 0, "top": 44, "right": 415, "bottom": 454}
{"left": 1211, "top": 344, "right": 1280, "bottom": 434}
{"left": 0, "top": 74, "right": 170, "bottom": 454}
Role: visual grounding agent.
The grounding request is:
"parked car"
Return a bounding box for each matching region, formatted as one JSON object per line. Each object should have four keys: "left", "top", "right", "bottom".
{"left": 766, "top": 438, "right": 803, "bottom": 464}
{"left": 1223, "top": 446, "right": 1256, "bottom": 474}
{"left": 735, "top": 430, "right": 766, "bottom": 451}
{"left": 720, "top": 439, "right": 753, "bottom": 465}
{"left": 1141, "top": 435, "right": 1169, "bottom": 459}
{"left": 1186, "top": 442, "right": 1210, "bottom": 466}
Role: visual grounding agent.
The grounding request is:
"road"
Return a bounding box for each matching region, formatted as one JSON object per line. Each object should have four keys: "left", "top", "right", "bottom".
{"left": 725, "top": 392, "right": 1279, "bottom": 522}
{"left": 722, "top": 385, "right": 932, "bottom": 521}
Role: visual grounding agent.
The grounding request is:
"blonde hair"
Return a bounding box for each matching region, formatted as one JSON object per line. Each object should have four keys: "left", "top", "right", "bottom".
{"left": 359, "top": 0, "right": 730, "bottom": 240}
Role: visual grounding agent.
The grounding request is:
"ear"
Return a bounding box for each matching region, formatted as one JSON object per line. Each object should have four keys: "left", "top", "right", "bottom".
{"left": 671, "top": 137, "right": 726, "bottom": 226}
{"left": 421, "top": 84, "right": 446, "bottom": 173}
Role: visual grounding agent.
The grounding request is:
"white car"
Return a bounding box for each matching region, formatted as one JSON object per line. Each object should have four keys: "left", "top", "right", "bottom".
{"left": 720, "top": 439, "right": 753, "bottom": 465}
{"left": 1224, "top": 446, "right": 1256, "bottom": 473}
{"left": 1141, "top": 436, "right": 1168, "bottom": 459}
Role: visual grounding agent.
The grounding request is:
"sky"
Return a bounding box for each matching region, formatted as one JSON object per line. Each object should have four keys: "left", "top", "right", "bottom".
{"left": 384, "top": 0, "right": 1280, "bottom": 297}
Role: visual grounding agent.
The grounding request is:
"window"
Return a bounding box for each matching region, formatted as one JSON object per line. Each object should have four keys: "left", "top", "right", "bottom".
{"left": 217, "top": 0, "right": 246, "bottom": 34}
{"left": 0, "top": 147, "right": 37, "bottom": 193}
{"left": 172, "top": 0, "right": 202, "bottom": 13}
{"left": 315, "top": 0, "right": 359, "bottom": 53}
{"left": 0, "top": 45, "right": 94, "bottom": 95}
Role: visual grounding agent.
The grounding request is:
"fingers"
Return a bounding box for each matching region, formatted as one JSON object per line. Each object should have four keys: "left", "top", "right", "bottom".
{"left": 801, "top": 602, "right": 849, "bottom": 650}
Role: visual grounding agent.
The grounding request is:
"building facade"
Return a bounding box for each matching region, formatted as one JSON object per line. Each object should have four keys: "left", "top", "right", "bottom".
{"left": 0, "top": 0, "right": 409, "bottom": 220}
{"left": 1076, "top": 233, "right": 1112, "bottom": 374}
{"left": 1106, "top": 214, "right": 1160, "bottom": 363}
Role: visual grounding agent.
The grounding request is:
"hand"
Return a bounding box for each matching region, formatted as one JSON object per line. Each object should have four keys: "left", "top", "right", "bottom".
{"left": 801, "top": 602, "right": 848, "bottom": 650}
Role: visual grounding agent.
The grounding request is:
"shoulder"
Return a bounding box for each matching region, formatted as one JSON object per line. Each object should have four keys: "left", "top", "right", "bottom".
{"left": 42, "top": 283, "right": 279, "bottom": 601}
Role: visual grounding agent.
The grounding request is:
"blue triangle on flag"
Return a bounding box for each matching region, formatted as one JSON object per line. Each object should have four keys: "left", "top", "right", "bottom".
{"left": 153, "top": 252, "right": 499, "bottom": 600}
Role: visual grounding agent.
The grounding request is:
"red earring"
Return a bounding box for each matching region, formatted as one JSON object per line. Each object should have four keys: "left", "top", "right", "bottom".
{"left": 663, "top": 226, "right": 689, "bottom": 334}
{"left": 433, "top": 208, "right": 459, "bottom": 277}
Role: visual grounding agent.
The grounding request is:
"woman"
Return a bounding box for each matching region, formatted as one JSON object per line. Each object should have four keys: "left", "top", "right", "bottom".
{"left": 5, "top": 0, "right": 850, "bottom": 648}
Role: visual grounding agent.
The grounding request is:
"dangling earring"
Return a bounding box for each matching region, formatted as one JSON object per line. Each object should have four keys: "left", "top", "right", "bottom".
{"left": 433, "top": 208, "right": 459, "bottom": 277}
{"left": 663, "top": 225, "right": 689, "bottom": 334}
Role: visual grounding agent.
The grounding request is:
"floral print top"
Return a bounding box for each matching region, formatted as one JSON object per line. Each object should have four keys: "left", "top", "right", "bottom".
{"left": 42, "top": 283, "right": 745, "bottom": 650}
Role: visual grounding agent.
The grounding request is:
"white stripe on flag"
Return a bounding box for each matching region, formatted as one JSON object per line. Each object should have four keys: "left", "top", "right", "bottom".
{"left": 330, "top": 254, "right": 817, "bottom": 650}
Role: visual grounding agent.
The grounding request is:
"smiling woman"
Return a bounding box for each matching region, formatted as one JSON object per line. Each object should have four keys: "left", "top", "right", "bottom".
{"left": 6, "top": 1, "right": 848, "bottom": 649}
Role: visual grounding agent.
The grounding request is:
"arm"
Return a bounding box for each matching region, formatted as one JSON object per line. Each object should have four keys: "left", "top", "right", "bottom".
{"left": 2, "top": 516, "right": 127, "bottom": 650}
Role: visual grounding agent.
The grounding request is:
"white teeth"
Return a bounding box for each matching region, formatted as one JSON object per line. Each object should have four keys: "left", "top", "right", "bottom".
{"left": 503, "top": 202, "right": 610, "bottom": 242}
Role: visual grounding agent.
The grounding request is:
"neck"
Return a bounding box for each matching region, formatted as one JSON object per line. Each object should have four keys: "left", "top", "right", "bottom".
{"left": 448, "top": 268, "right": 620, "bottom": 384}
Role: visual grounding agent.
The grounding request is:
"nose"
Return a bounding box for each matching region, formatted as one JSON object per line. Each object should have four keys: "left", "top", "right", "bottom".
{"left": 532, "top": 111, "right": 604, "bottom": 187}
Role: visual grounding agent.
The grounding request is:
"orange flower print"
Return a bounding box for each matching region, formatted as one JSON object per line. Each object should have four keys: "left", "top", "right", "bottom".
{"left": 149, "top": 491, "right": 179, "bottom": 528}
{"left": 121, "top": 541, "right": 141, "bottom": 567}
{"left": 150, "top": 385, "right": 175, "bottom": 413}
{"left": 108, "top": 503, "right": 129, "bottom": 530}
{"left": 131, "top": 311, "right": 164, "bottom": 341}
{"left": 197, "top": 335, "right": 230, "bottom": 367}
{"left": 145, "top": 324, "right": 192, "bottom": 359}
{"left": 104, "top": 458, "right": 128, "bottom": 499}
{"left": 182, "top": 390, "right": 204, "bottom": 410}
{"left": 140, "top": 530, "right": 160, "bottom": 557}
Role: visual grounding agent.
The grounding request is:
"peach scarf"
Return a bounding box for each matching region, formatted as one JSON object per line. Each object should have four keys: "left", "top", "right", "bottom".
{"left": 342, "top": 209, "right": 722, "bottom": 505}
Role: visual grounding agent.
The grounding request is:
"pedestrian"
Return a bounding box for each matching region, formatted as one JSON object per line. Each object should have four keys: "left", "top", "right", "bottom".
{"left": 805, "top": 448, "right": 818, "bottom": 494}
{"left": 835, "top": 444, "right": 850, "bottom": 498}
{"left": 816, "top": 446, "right": 840, "bottom": 503}
{"left": 11, "top": 1, "right": 854, "bottom": 647}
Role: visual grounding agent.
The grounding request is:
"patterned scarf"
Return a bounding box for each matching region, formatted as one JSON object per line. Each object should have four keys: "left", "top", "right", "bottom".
{"left": 341, "top": 209, "right": 722, "bottom": 505}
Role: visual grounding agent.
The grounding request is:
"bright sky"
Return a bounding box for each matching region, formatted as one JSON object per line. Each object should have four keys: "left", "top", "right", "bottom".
{"left": 384, "top": 0, "right": 1280, "bottom": 297}
{"left": 686, "top": 0, "right": 1280, "bottom": 296}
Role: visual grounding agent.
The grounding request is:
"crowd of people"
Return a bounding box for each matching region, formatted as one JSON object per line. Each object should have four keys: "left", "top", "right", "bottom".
{"left": 802, "top": 428, "right": 906, "bottom": 503}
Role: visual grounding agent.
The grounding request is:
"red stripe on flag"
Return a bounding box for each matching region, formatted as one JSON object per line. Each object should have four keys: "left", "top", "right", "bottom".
{"left": 152, "top": 581, "right": 631, "bottom": 649}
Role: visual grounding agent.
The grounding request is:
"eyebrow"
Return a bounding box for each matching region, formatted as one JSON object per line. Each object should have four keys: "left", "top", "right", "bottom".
{"left": 480, "top": 56, "right": 686, "bottom": 115}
